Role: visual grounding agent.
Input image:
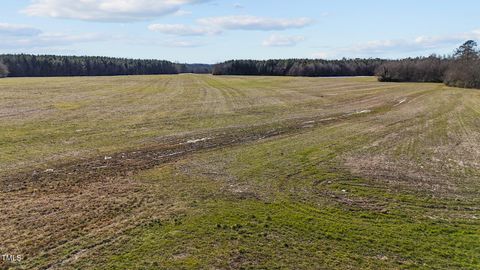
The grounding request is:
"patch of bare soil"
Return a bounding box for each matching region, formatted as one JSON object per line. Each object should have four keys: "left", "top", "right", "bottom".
{"left": 344, "top": 153, "right": 457, "bottom": 194}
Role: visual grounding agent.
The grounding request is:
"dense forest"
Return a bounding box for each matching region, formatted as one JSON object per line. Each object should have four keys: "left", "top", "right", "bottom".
{"left": 0, "top": 54, "right": 212, "bottom": 77}
{"left": 0, "top": 61, "right": 8, "bottom": 78}
{"left": 178, "top": 63, "right": 213, "bottom": 74}
{"left": 212, "top": 59, "right": 386, "bottom": 77}
{"left": 376, "top": 41, "right": 480, "bottom": 89}
{"left": 375, "top": 56, "right": 450, "bottom": 83}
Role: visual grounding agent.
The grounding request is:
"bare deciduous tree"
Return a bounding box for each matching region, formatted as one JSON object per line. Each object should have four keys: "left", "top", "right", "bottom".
{"left": 0, "top": 62, "right": 8, "bottom": 78}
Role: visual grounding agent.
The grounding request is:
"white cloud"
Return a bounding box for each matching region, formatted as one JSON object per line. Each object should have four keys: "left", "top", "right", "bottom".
{"left": 148, "top": 15, "right": 313, "bottom": 38}
{"left": 0, "top": 21, "right": 203, "bottom": 51}
{"left": 262, "top": 34, "right": 304, "bottom": 47}
{"left": 0, "top": 32, "right": 108, "bottom": 49}
{"left": 173, "top": 9, "right": 192, "bottom": 16}
{"left": 351, "top": 31, "right": 480, "bottom": 55}
{"left": 0, "top": 22, "right": 110, "bottom": 49}
{"left": 313, "top": 29, "right": 480, "bottom": 58}
{"left": 161, "top": 40, "right": 205, "bottom": 47}
{"left": 198, "top": 15, "right": 313, "bottom": 31}
{"left": 22, "top": 0, "right": 210, "bottom": 22}
{"left": 148, "top": 24, "right": 220, "bottom": 36}
{"left": 0, "top": 23, "right": 42, "bottom": 36}
{"left": 233, "top": 3, "right": 244, "bottom": 9}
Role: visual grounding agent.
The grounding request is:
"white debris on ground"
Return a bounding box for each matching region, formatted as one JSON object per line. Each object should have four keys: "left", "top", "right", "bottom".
{"left": 186, "top": 137, "right": 212, "bottom": 144}
{"left": 302, "top": 110, "right": 373, "bottom": 128}
{"left": 355, "top": 110, "right": 372, "bottom": 114}
{"left": 104, "top": 156, "right": 112, "bottom": 160}
{"left": 44, "top": 169, "right": 54, "bottom": 173}
{"left": 395, "top": 98, "right": 407, "bottom": 107}
{"left": 159, "top": 151, "right": 185, "bottom": 158}
{"left": 302, "top": 124, "right": 315, "bottom": 128}
{"left": 319, "top": 117, "right": 337, "bottom": 122}
{"left": 346, "top": 109, "right": 372, "bottom": 116}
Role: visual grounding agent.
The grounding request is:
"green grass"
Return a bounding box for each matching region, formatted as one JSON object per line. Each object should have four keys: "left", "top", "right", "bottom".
{"left": 99, "top": 199, "right": 478, "bottom": 269}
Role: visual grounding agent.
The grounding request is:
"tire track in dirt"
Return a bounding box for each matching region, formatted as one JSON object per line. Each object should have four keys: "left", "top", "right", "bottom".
{"left": 1, "top": 101, "right": 404, "bottom": 193}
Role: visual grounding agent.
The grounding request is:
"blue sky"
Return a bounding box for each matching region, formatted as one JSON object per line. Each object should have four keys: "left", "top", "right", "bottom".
{"left": 1, "top": 0, "right": 479, "bottom": 63}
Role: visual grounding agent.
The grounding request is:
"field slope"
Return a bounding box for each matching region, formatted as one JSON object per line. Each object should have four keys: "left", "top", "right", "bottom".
{"left": 0, "top": 75, "right": 479, "bottom": 269}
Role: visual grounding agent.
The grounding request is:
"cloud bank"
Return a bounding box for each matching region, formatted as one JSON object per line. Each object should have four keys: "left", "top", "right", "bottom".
{"left": 313, "top": 30, "right": 480, "bottom": 59}
{"left": 262, "top": 34, "right": 304, "bottom": 47}
{"left": 0, "top": 22, "right": 108, "bottom": 49}
{"left": 22, "top": 0, "right": 209, "bottom": 22}
{"left": 197, "top": 15, "right": 312, "bottom": 31}
{"left": 148, "top": 24, "right": 219, "bottom": 36}
{"left": 0, "top": 23, "right": 42, "bottom": 36}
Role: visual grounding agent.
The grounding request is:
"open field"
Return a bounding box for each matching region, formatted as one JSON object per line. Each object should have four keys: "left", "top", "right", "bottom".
{"left": 1, "top": 74, "right": 479, "bottom": 269}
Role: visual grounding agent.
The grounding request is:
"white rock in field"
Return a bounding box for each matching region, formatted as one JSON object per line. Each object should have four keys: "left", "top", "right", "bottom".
{"left": 356, "top": 110, "right": 371, "bottom": 114}
{"left": 104, "top": 156, "right": 112, "bottom": 160}
{"left": 45, "top": 169, "right": 54, "bottom": 173}
{"left": 186, "top": 137, "right": 211, "bottom": 144}
{"left": 395, "top": 98, "right": 407, "bottom": 106}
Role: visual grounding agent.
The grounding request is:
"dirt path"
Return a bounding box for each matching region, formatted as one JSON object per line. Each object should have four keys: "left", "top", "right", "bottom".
{"left": 3, "top": 103, "right": 395, "bottom": 193}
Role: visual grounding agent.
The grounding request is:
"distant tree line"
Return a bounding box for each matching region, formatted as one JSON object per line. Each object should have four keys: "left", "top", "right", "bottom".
{"left": 212, "top": 59, "right": 386, "bottom": 77}
{"left": 0, "top": 61, "right": 8, "bottom": 78}
{"left": 212, "top": 41, "right": 480, "bottom": 89}
{"left": 375, "top": 56, "right": 450, "bottom": 83}
{"left": 178, "top": 63, "right": 213, "bottom": 74}
{"left": 376, "top": 41, "right": 480, "bottom": 89}
{"left": 2, "top": 41, "right": 479, "bottom": 89}
{"left": 0, "top": 54, "right": 212, "bottom": 77}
